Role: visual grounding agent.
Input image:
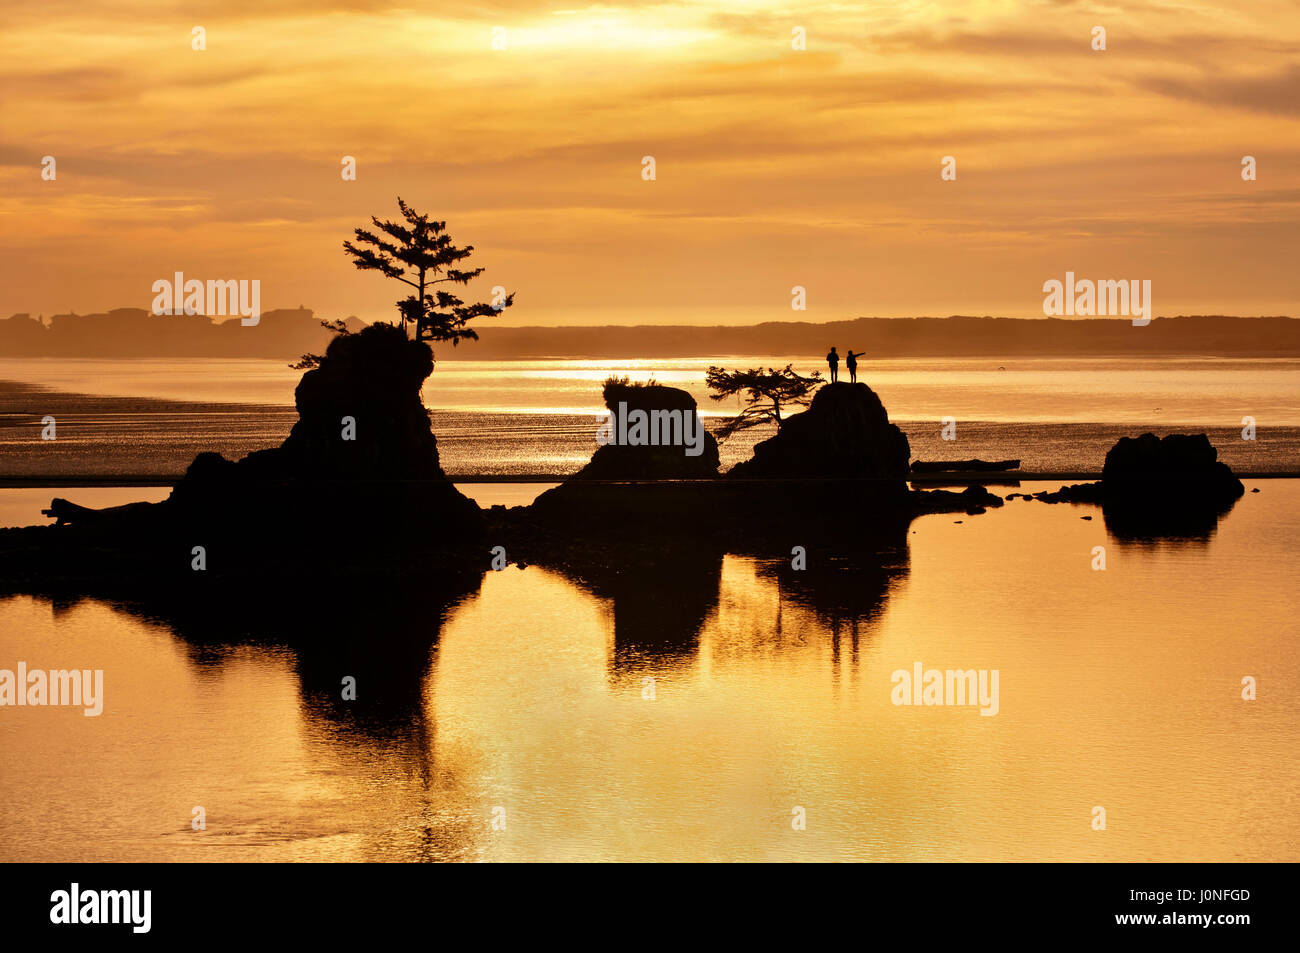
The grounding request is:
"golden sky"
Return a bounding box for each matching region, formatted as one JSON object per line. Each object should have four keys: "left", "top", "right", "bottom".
{"left": 1, "top": 0, "right": 1297, "bottom": 325}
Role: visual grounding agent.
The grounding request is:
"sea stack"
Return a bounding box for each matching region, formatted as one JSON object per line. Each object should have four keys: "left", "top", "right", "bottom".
{"left": 0, "top": 322, "right": 484, "bottom": 591}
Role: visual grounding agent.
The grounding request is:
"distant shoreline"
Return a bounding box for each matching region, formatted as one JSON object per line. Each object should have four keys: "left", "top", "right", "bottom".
{"left": 4, "top": 312, "right": 1300, "bottom": 360}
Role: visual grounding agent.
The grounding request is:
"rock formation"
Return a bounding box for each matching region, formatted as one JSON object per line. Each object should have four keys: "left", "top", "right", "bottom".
{"left": 1025, "top": 432, "right": 1244, "bottom": 538}
{"left": 0, "top": 322, "right": 483, "bottom": 591}
{"left": 1097, "top": 432, "right": 1244, "bottom": 538}
{"left": 1100, "top": 433, "right": 1243, "bottom": 505}
{"left": 727, "top": 381, "right": 910, "bottom": 484}
{"left": 524, "top": 379, "right": 720, "bottom": 537}
{"left": 168, "top": 321, "right": 482, "bottom": 548}
{"left": 568, "top": 378, "right": 719, "bottom": 481}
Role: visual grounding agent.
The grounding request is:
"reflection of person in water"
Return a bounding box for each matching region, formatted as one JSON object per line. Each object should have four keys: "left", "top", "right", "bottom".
{"left": 845, "top": 349, "right": 866, "bottom": 383}
{"left": 826, "top": 346, "right": 839, "bottom": 383}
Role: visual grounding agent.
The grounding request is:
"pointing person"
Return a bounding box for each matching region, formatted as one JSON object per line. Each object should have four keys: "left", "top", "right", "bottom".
{"left": 845, "top": 348, "right": 866, "bottom": 383}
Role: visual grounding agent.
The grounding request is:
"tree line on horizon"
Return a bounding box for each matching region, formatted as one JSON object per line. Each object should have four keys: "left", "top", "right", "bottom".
{"left": 5, "top": 311, "right": 1296, "bottom": 360}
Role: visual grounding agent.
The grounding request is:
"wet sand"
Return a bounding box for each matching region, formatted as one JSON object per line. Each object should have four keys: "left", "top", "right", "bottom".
{"left": 6, "top": 379, "right": 1300, "bottom": 483}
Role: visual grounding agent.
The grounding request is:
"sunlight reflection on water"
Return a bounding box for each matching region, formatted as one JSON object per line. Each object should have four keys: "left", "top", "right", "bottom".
{"left": 1, "top": 481, "right": 1295, "bottom": 861}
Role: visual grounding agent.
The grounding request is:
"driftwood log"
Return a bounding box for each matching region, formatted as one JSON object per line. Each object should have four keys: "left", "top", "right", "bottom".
{"left": 42, "top": 497, "right": 157, "bottom": 526}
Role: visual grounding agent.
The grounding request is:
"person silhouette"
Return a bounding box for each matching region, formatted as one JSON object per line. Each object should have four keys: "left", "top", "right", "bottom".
{"left": 826, "top": 346, "right": 839, "bottom": 383}
{"left": 845, "top": 349, "right": 866, "bottom": 383}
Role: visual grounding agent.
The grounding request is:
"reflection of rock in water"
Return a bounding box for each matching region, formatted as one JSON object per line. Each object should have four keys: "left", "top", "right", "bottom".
{"left": 25, "top": 571, "right": 489, "bottom": 863}
{"left": 523, "top": 526, "right": 910, "bottom": 684}
{"left": 538, "top": 544, "right": 724, "bottom": 680}
{"left": 0, "top": 322, "right": 490, "bottom": 751}
{"left": 28, "top": 567, "right": 483, "bottom": 742}
{"left": 739, "top": 526, "right": 911, "bottom": 684}
{"left": 1099, "top": 499, "right": 1234, "bottom": 543}
{"left": 753, "top": 540, "right": 908, "bottom": 629}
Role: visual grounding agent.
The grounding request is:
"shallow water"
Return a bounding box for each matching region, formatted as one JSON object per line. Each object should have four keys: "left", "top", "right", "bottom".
{"left": 4, "top": 355, "right": 1299, "bottom": 476}
{"left": 5, "top": 356, "right": 1299, "bottom": 425}
{"left": 2, "top": 480, "right": 1295, "bottom": 861}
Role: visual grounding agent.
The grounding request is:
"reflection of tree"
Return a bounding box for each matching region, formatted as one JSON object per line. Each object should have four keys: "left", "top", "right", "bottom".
{"left": 750, "top": 533, "right": 910, "bottom": 683}
{"left": 755, "top": 546, "right": 908, "bottom": 629}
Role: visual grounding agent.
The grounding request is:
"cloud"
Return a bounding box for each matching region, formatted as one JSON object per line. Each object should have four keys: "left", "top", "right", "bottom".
{"left": 1142, "top": 65, "right": 1300, "bottom": 117}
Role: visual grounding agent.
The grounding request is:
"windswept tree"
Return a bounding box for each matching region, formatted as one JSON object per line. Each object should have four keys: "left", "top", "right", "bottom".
{"left": 344, "top": 197, "right": 514, "bottom": 350}
{"left": 705, "top": 364, "right": 824, "bottom": 440}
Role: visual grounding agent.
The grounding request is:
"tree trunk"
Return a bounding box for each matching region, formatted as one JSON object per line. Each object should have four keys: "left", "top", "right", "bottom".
{"left": 416, "top": 267, "right": 426, "bottom": 340}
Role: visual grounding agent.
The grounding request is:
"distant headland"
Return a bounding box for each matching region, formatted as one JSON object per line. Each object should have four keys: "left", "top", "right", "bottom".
{"left": 2, "top": 310, "right": 1298, "bottom": 360}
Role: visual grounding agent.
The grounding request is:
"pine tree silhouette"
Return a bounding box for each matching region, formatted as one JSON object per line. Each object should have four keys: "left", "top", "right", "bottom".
{"left": 343, "top": 197, "right": 514, "bottom": 351}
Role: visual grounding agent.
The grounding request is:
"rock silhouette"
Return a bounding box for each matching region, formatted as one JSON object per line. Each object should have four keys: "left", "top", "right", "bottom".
{"left": 570, "top": 378, "right": 719, "bottom": 480}
{"left": 914, "top": 484, "right": 1007, "bottom": 516}
{"left": 514, "top": 378, "right": 938, "bottom": 589}
{"left": 728, "top": 381, "right": 910, "bottom": 484}
{"left": 717, "top": 381, "right": 915, "bottom": 536}
{"left": 524, "top": 380, "right": 720, "bottom": 537}
{"left": 1099, "top": 432, "right": 1244, "bottom": 539}
{"left": 0, "top": 323, "right": 483, "bottom": 592}
{"left": 3, "top": 353, "right": 1246, "bottom": 607}
{"left": 169, "top": 321, "right": 482, "bottom": 547}
{"left": 1101, "top": 432, "right": 1244, "bottom": 504}
{"left": 1026, "top": 432, "right": 1244, "bottom": 539}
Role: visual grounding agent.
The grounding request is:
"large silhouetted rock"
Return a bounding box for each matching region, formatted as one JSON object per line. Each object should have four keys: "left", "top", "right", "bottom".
{"left": 571, "top": 379, "right": 719, "bottom": 480}
{"left": 524, "top": 379, "right": 720, "bottom": 535}
{"left": 169, "top": 322, "right": 482, "bottom": 542}
{"left": 1027, "top": 432, "right": 1244, "bottom": 539}
{"left": 1, "top": 323, "right": 483, "bottom": 591}
{"left": 1101, "top": 433, "right": 1243, "bottom": 503}
{"left": 283, "top": 321, "right": 443, "bottom": 480}
{"left": 519, "top": 379, "right": 918, "bottom": 552}
{"left": 727, "top": 382, "right": 911, "bottom": 483}
{"left": 1097, "top": 432, "right": 1243, "bottom": 538}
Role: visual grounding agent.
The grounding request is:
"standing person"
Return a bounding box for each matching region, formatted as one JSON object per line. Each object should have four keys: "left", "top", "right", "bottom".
{"left": 826, "top": 346, "right": 839, "bottom": 383}
{"left": 845, "top": 349, "right": 866, "bottom": 383}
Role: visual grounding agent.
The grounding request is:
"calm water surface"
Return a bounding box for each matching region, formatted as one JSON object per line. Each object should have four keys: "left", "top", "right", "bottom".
{"left": 2, "top": 481, "right": 1296, "bottom": 861}
{"left": 4, "top": 357, "right": 1300, "bottom": 476}
{"left": 4, "top": 356, "right": 1299, "bottom": 423}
